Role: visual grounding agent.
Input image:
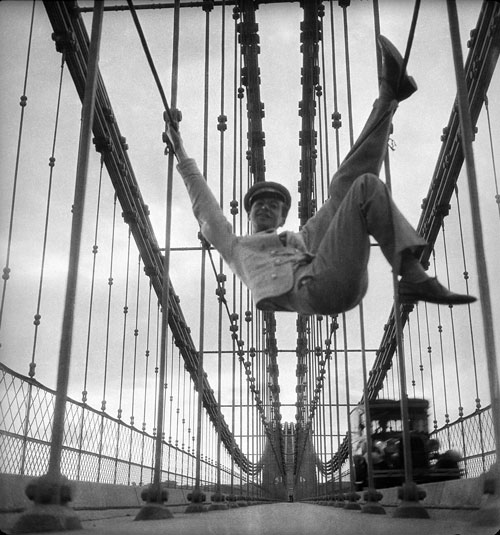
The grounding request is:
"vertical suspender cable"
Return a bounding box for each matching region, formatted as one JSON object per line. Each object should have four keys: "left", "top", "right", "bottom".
{"left": 140, "top": 280, "right": 153, "bottom": 485}
{"left": 159, "top": 0, "right": 179, "bottom": 503}
{"left": 435, "top": 231, "right": 452, "bottom": 426}
{"left": 117, "top": 230, "right": 132, "bottom": 423}
{"left": 115, "top": 228, "right": 132, "bottom": 484}
{"left": 214, "top": 0, "right": 227, "bottom": 504}
{"left": 341, "top": 1, "right": 379, "bottom": 500}
{"left": 21, "top": 40, "right": 66, "bottom": 477}
{"left": 30, "top": 49, "right": 66, "bottom": 376}
{"left": 77, "top": 157, "right": 105, "bottom": 481}
{"left": 423, "top": 301, "right": 438, "bottom": 430}
{"left": 484, "top": 95, "right": 500, "bottom": 222}
{"left": 407, "top": 318, "right": 417, "bottom": 398}
{"left": 192, "top": 2, "right": 212, "bottom": 504}
{"left": 452, "top": 188, "right": 481, "bottom": 476}
{"left": 150, "top": 300, "right": 160, "bottom": 481}
{"left": 102, "top": 193, "right": 118, "bottom": 414}
{"left": 325, "top": 322, "right": 334, "bottom": 494}
{"left": 373, "top": 0, "right": 425, "bottom": 511}
{"left": 97, "top": 193, "right": 116, "bottom": 483}
{"left": 125, "top": 0, "right": 180, "bottom": 507}
{"left": 327, "top": 5, "right": 344, "bottom": 493}
{"left": 342, "top": 316, "right": 356, "bottom": 496}
{"left": 338, "top": 8, "right": 359, "bottom": 500}
{"left": 453, "top": 190, "right": 480, "bottom": 411}
{"left": 446, "top": 0, "right": 500, "bottom": 508}
{"left": 82, "top": 160, "right": 105, "bottom": 405}
{"left": 416, "top": 306, "right": 426, "bottom": 397}
{"left": 48, "top": 0, "right": 103, "bottom": 481}
{"left": 131, "top": 256, "right": 142, "bottom": 429}
{"left": 0, "top": 0, "right": 36, "bottom": 333}
{"left": 331, "top": 317, "right": 342, "bottom": 493}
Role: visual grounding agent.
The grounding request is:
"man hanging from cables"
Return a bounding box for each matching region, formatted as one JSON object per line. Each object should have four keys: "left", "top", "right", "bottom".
{"left": 165, "top": 35, "right": 476, "bottom": 315}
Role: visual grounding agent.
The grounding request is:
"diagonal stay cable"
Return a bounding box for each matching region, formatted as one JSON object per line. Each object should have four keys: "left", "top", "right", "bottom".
{"left": 126, "top": 0, "right": 258, "bottom": 474}
{"left": 126, "top": 0, "right": 176, "bottom": 126}
{"left": 398, "top": 0, "right": 421, "bottom": 89}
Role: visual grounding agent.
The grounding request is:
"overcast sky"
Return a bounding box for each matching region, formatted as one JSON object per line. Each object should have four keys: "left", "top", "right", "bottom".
{"left": 1, "top": 0, "right": 499, "bottom": 456}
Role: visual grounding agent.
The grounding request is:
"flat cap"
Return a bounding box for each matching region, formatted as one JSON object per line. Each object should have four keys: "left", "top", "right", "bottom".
{"left": 243, "top": 181, "right": 292, "bottom": 213}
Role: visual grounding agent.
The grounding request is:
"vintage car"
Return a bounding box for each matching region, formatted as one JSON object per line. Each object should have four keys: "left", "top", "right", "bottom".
{"left": 351, "top": 398, "right": 461, "bottom": 489}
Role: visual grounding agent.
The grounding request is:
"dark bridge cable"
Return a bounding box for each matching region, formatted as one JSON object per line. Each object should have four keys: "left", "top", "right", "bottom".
{"left": 398, "top": 0, "right": 421, "bottom": 90}
{"left": 129, "top": 0, "right": 261, "bottom": 482}
{"left": 127, "top": 0, "right": 180, "bottom": 509}
{"left": 484, "top": 95, "right": 500, "bottom": 222}
{"left": 0, "top": 0, "right": 36, "bottom": 334}
{"left": 126, "top": 0, "right": 176, "bottom": 127}
{"left": 30, "top": 46, "right": 67, "bottom": 379}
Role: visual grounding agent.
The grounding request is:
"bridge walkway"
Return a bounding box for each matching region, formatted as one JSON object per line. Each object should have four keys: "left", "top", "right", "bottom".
{"left": 1, "top": 503, "right": 495, "bottom": 535}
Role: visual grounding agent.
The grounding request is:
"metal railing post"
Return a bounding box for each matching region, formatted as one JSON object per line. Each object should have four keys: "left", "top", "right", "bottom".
{"left": 447, "top": 0, "right": 500, "bottom": 526}
{"left": 13, "top": 2, "right": 104, "bottom": 532}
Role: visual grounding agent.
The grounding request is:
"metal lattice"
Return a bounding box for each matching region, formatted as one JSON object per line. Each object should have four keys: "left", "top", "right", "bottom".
{"left": 0, "top": 363, "right": 248, "bottom": 489}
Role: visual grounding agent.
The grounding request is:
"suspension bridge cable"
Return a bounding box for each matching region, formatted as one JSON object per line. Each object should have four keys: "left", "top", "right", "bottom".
{"left": 453, "top": 188, "right": 480, "bottom": 410}
{"left": 229, "top": 11, "right": 241, "bottom": 496}
{"left": 152, "top": 299, "right": 160, "bottom": 438}
{"left": 48, "top": 0, "right": 104, "bottom": 483}
{"left": 375, "top": 0, "right": 430, "bottom": 512}
{"left": 19, "top": 35, "right": 67, "bottom": 477}
{"left": 30, "top": 48, "right": 66, "bottom": 379}
{"left": 130, "top": 256, "right": 143, "bottom": 429}
{"left": 326, "top": 4, "right": 344, "bottom": 489}
{"left": 190, "top": 3, "right": 213, "bottom": 507}
{"left": 416, "top": 305, "right": 426, "bottom": 398}
{"left": 450, "top": 186, "right": 480, "bottom": 478}
{"left": 337, "top": 3, "right": 360, "bottom": 503}
{"left": 126, "top": 0, "right": 176, "bottom": 128}
{"left": 340, "top": 0, "right": 380, "bottom": 498}
{"left": 82, "top": 159, "right": 105, "bottom": 404}
{"left": 77, "top": 157, "right": 106, "bottom": 482}
{"left": 342, "top": 314, "right": 358, "bottom": 499}
{"left": 407, "top": 317, "right": 417, "bottom": 398}
{"left": 447, "top": 0, "right": 500, "bottom": 463}
{"left": 329, "top": 1, "right": 342, "bottom": 172}
{"left": 96, "top": 191, "right": 117, "bottom": 483}
{"left": 127, "top": 0, "right": 180, "bottom": 510}
{"left": 121, "top": 2, "right": 262, "bottom": 494}
{"left": 231, "top": 4, "right": 241, "bottom": 231}
{"left": 423, "top": 298, "right": 438, "bottom": 430}
{"left": 114, "top": 227, "right": 132, "bottom": 483}
{"left": 102, "top": 193, "right": 118, "bottom": 413}
{"left": 140, "top": 279, "right": 153, "bottom": 484}
{"left": 397, "top": 0, "right": 421, "bottom": 91}
{"left": 484, "top": 94, "right": 500, "bottom": 222}
{"left": 332, "top": 317, "right": 343, "bottom": 492}
{"left": 432, "top": 247, "right": 451, "bottom": 425}
{"left": 118, "top": 229, "right": 132, "bottom": 421}
{"left": 0, "top": 0, "right": 36, "bottom": 333}
{"left": 214, "top": 0, "right": 228, "bottom": 498}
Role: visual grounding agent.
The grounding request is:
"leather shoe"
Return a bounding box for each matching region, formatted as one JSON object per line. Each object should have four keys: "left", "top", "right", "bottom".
{"left": 378, "top": 35, "right": 417, "bottom": 102}
{"left": 399, "top": 277, "right": 477, "bottom": 306}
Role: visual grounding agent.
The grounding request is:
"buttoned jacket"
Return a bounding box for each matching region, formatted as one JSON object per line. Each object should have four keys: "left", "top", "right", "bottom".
{"left": 178, "top": 159, "right": 313, "bottom": 310}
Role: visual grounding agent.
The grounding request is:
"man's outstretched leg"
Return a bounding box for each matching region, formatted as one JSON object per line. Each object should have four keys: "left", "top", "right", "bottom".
{"left": 327, "top": 36, "right": 417, "bottom": 210}
{"left": 301, "top": 36, "right": 476, "bottom": 308}
{"left": 303, "top": 35, "right": 416, "bottom": 253}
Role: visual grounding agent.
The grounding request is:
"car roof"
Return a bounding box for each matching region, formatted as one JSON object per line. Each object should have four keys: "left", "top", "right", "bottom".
{"left": 367, "top": 398, "right": 429, "bottom": 420}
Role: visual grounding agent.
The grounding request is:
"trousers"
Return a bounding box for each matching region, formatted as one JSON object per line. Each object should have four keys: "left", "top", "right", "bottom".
{"left": 285, "top": 97, "right": 426, "bottom": 315}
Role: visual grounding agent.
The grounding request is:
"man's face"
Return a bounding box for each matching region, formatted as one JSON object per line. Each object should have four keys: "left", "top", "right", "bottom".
{"left": 249, "top": 196, "right": 286, "bottom": 233}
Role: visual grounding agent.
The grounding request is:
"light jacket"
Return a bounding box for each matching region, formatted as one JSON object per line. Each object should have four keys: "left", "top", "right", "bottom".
{"left": 178, "top": 158, "right": 313, "bottom": 310}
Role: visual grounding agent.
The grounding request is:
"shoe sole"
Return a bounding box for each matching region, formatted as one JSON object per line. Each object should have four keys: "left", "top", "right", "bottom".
{"left": 378, "top": 35, "right": 417, "bottom": 101}
{"left": 399, "top": 292, "right": 476, "bottom": 306}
